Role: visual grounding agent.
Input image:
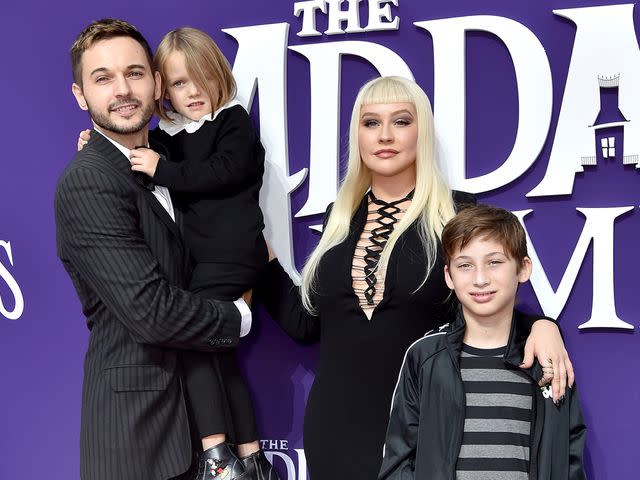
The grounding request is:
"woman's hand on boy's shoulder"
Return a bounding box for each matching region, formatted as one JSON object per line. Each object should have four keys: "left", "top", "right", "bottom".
{"left": 521, "top": 319, "right": 575, "bottom": 404}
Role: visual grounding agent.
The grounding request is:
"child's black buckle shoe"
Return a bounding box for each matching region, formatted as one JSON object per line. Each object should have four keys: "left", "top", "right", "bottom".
{"left": 194, "top": 443, "right": 248, "bottom": 479}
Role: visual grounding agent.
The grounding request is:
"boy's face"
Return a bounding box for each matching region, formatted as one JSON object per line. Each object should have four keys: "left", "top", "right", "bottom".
{"left": 445, "top": 236, "right": 532, "bottom": 323}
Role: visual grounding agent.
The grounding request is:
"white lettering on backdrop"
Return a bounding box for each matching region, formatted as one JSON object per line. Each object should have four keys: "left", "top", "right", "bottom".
{"left": 0, "top": 240, "right": 24, "bottom": 320}
{"left": 415, "top": 15, "right": 552, "bottom": 193}
{"left": 515, "top": 208, "right": 633, "bottom": 330}
{"left": 528, "top": 4, "right": 640, "bottom": 196}
{"left": 223, "top": 23, "right": 307, "bottom": 283}
{"left": 220, "top": 2, "right": 639, "bottom": 330}
{"left": 294, "top": 0, "right": 399, "bottom": 37}
{"left": 289, "top": 41, "right": 413, "bottom": 219}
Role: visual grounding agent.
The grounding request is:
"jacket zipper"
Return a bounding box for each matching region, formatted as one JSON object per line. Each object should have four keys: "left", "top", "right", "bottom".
{"left": 448, "top": 346, "right": 466, "bottom": 480}
{"left": 529, "top": 385, "right": 544, "bottom": 480}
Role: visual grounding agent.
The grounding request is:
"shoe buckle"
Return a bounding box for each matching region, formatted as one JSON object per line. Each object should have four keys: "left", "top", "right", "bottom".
{"left": 206, "top": 458, "right": 232, "bottom": 478}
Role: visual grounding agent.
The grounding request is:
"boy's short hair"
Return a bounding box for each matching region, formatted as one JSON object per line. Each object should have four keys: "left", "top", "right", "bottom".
{"left": 442, "top": 204, "right": 529, "bottom": 268}
{"left": 70, "top": 18, "right": 154, "bottom": 87}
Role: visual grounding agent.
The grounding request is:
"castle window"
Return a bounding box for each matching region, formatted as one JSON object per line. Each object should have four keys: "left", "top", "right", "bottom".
{"left": 601, "top": 137, "right": 615, "bottom": 158}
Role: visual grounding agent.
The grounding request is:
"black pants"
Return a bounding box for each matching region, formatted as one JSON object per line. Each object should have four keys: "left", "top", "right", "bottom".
{"left": 181, "top": 348, "right": 258, "bottom": 443}
{"left": 182, "top": 283, "right": 259, "bottom": 445}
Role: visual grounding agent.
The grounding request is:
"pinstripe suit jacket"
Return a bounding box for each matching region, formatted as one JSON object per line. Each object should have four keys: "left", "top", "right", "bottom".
{"left": 55, "top": 131, "right": 241, "bottom": 480}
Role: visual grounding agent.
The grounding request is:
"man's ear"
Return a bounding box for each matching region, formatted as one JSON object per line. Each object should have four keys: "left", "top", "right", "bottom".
{"left": 154, "top": 71, "right": 162, "bottom": 101}
{"left": 72, "top": 83, "right": 88, "bottom": 110}
{"left": 518, "top": 256, "right": 533, "bottom": 283}
{"left": 444, "top": 265, "right": 454, "bottom": 290}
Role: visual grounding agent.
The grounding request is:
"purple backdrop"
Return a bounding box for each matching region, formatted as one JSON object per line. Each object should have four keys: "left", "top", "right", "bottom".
{"left": 0, "top": 0, "right": 638, "bottom": 478}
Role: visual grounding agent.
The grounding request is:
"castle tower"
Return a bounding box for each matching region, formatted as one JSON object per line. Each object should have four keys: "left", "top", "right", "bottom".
{"left": 582, "top": 74, "right": 636, "bottom": 167}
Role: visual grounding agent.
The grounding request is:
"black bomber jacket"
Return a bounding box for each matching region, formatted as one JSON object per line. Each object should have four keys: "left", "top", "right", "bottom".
{"left": 379, "top": 309, "right": 587, "bottom": 480}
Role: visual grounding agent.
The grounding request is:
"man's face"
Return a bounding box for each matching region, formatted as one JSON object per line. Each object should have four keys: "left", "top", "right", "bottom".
{"left": 72, "top": 36, "right": 160, "bottom": 136}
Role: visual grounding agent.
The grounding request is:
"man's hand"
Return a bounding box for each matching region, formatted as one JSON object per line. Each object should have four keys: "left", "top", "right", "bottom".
{"left": 77, "top": 129, "right": 91, "bottom": 151}
{"left": 520, "top": 319, "right": 575, "bottom": 404}
{"left": 130, "top": 147, "right": 160, "bottom": 177}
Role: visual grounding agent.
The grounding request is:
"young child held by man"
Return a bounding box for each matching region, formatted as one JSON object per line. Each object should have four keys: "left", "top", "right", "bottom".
{"left": 379, "top": 204, "right": 587, "bottom": 480}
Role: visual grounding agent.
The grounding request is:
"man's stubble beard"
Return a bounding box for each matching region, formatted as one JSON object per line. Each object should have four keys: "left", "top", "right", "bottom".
{"left": 87, "top": 97, "right": 155, "bottom": 135}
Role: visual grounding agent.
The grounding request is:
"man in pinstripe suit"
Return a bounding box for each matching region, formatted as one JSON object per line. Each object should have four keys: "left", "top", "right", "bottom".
{"left": 55, "top": 19, "right": 250, "bottom": 480}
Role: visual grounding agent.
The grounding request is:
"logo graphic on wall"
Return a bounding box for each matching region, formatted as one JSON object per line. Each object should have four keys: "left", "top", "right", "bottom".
{"left": 222, "top": 2, "right": 640, "bottom": 332}
{"left": 0, "top": 240, "right": 24, "bottom": 321}
{"left": 260, "top": 442, "right": 308, "bottom": 480}
{"left": 582, "top": 74, "right": 637, "bottom": 168}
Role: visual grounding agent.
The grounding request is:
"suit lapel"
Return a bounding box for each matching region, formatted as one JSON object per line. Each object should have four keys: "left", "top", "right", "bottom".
{"left": 88, "top": 131, "right": 185, "bottom": 250}
{"left": 143, "top": 188, "right": 184, "bottom": 245}
{"left": 173, "top": 205, "right": 185, "bottom": 234}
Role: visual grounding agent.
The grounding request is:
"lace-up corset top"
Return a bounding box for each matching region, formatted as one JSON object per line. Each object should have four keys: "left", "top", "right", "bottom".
{"left": 351, "top": 190, "right": 413, "bottom": 319}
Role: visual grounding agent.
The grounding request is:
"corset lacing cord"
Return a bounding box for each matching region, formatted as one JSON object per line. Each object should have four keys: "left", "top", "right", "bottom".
{"left": 354, "top": 189, "right": 414, "bottom": 306}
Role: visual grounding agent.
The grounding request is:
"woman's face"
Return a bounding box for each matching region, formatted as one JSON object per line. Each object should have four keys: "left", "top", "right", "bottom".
{"left": 358, "top": 102, "right": 418, "bottom": 180}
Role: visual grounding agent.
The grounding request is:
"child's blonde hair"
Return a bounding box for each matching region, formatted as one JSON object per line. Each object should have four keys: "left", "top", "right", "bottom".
{"left": 301, "top": 76, "right": 456, "bottom": 312}
{"left": 154, "top": 27, "right": 236, "bottom": 120}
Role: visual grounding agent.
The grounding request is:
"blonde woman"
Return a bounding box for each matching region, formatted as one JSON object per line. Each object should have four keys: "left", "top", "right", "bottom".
{"left": 257, "top": 76, "right": 573, "bottom": 479}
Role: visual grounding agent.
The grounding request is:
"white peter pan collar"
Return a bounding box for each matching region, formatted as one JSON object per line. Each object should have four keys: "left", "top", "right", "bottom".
{"left": 158, "top": 99, "right": 242, "bottom": 136}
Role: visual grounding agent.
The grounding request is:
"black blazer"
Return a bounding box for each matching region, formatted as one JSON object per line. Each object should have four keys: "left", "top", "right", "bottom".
{"left": 55, "top": 131, "right": 242, "bottom": 480}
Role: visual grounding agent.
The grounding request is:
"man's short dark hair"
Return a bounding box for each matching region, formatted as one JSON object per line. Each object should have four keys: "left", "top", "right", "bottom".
{"left": 70, "top": 18, "right": 153, "bottom": 86}
{"left": 442, "top": 204, "right": 529, "bottom": 269}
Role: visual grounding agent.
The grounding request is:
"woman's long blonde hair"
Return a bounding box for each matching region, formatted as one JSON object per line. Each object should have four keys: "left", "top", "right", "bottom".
{"left": 301, "top": 76, "right": 456, "bottom": 312}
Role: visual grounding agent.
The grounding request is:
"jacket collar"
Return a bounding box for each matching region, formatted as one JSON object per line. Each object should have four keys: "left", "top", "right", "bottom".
{"left": 444, "top": 307, "right": 466, "bottom": 370}
{"left": 87, "top": 130, "right": 185, "bottom": 249}
{"left": 89, "top": 128, "right": 138, "bottom": 178}
{"left": 157, "top": 99, "right": 241, "bottom": 136}
{"left": 445, "top": 306, "right": 542, "bottom": 380}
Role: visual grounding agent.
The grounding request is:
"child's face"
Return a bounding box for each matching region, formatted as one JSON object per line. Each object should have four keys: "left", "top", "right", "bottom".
{"left": 163, "top": 50, "right": 215, "bottom": 121}
{"left": 444, "top": 236, "right": 532, "bottom": 323}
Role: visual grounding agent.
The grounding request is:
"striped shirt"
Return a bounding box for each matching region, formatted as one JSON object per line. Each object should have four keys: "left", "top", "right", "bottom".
{"left": 456, "top": 344, "right": 533, "bottom": 480}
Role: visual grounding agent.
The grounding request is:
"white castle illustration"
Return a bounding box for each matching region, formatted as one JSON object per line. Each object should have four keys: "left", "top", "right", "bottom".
{"left": 582, "top": 74, "right": 638, "bottom": 167}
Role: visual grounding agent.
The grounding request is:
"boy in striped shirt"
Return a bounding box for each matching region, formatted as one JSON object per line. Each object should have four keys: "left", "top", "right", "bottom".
{"left": 379, "top": 205, "right": 586, "bottom": 480}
